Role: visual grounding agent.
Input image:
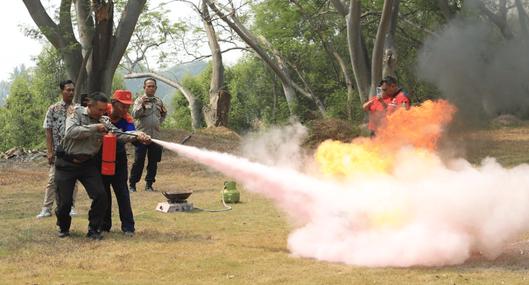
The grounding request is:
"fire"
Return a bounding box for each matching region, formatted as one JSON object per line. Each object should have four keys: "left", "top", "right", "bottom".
{"left": 315, "top": 100, "right": 456, "bottom": 178}
{"left": 374, "top": 100, "right": 456, "bottom": 151}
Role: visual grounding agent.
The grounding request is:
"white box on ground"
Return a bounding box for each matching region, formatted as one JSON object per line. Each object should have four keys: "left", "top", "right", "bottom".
{"left": 156, "top": 202, "right": 194, "bottom": 213}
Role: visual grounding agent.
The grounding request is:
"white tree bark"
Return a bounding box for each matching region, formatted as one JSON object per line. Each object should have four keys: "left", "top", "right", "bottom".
{"left": 382, "top": 0, "right": 399, "bottom": 78}
{"left": 370, "top": 0, "right": 395, "bottom": 97}
{"left": 202, "top": 1, "right": 230, "bottom": 127}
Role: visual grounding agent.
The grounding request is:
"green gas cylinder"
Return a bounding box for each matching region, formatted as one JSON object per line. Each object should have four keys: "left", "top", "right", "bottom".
{"left": 222, "top": 181, "right": 240, "bottom": 203}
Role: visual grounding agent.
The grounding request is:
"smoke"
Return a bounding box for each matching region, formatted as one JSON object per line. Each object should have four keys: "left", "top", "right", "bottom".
{"left": 240, "top": 121, "right": 308, "bottom": 171}
{"left": 417, "top": 0, "right": 529, "bottom": 119}
{"left": 153, "top": 128, "right": 529, "bottom": 267}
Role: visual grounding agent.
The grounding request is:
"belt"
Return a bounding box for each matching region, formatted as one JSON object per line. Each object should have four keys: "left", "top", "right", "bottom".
{"left": 64, "top": 153, "right": 94, "bottom": 164}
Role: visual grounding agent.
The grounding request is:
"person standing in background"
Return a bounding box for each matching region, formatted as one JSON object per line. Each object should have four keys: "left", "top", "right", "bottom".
{"left": 36, "top": 80, "right": 79, "bottom": 219}
{"left": 129, "top": 78, "right": 167, "bottom": 192}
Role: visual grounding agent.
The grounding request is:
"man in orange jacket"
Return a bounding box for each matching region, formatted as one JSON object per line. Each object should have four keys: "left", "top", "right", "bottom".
{"left": 363, "top": 76, "right": 410, "bottom": 137}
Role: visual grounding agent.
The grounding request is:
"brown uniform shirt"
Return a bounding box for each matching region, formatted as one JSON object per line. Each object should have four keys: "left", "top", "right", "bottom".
{"left": 131, "top": 95, "right": 166, "bottom": 139}
{"left": 62, "top": 106, "right": 136, "bottom": 156}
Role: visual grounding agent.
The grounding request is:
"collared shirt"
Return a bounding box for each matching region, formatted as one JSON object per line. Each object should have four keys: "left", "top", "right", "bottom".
{"left": 43, "top": 101, "right": 73, "bottom": 151}
{"left": 131, "top": 95, "right": 166, "bottom": 139}
{"left": 62, "top": 106, "right": 136, "bottom": 156}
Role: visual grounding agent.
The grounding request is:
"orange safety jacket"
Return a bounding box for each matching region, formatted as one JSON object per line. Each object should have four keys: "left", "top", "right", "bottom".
{"left": 367, "top": 90, "right": 410, "bottom": 131}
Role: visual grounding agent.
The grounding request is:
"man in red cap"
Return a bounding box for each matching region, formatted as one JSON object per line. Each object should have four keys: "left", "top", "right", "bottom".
{"left": 97, "top": 90, "right": 138, "bottom": 236}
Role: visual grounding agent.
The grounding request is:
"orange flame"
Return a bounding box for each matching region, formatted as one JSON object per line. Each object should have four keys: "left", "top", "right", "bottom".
{"left": 315, "top": 100, "right": 456, "bottom": 178}
{"left": 374, "top": 100, "right": 456, "bottom": 151}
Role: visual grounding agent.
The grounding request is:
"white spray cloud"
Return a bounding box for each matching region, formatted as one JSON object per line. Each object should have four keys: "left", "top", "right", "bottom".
{"left": 154, "top": 135, "right": 529, "bottom": 267}
{"left": 240, "top": 121, "right": 308, "bottom": 170}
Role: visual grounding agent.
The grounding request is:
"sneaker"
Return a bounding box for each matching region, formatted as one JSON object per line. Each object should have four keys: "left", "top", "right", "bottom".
{"left": 58, "top": 231, "right": 70, "bottom": 238}
{"left": 86, "top": 229, "right": 103, "bottom": 240}
{"left": 145, "top": 185, "right": 154, "bottom": 192}
{"left": 69, "top": 207, "right": 77, "bottom": 216}
{"left": 123, "top": 231, "right": 135, "bottom": 237}
{"left": 129, "top": 184, "right": 136, "bottom": 193}
{"left": 36, "top": 208, "right": 52, "bottom": 219}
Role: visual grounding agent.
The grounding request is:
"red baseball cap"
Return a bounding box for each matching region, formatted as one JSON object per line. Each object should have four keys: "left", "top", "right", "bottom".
{"left": 113, "top": 90, "right": 133, "bottom": 105}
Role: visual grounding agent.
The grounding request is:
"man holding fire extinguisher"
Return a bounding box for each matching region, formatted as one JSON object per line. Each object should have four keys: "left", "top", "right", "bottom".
{"left": 96, "top": 90, "right": 137, "bottom": 236}
{"left": 54, "top": 92, "right": 151, "bottom": 240}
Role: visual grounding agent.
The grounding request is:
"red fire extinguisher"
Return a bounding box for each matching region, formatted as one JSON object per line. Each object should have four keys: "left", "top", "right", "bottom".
{"left": 101, "top": 132, "right": 117, "bottom": 175}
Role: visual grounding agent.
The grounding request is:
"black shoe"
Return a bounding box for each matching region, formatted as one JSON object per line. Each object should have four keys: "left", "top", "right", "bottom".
{"left": 86, "top": 230, "right": 103, "bottom": 240}
{"left": 145, "top": 185, "right": 154, "bottom": 192}
{"left": 58, "top": 231, "right": 70, "bottom": 238}
{"left": 129, "top": 184, "right": 136, "bottom": 192}
{"left": 123, "top": 231, "right": 135, "bottom": 237}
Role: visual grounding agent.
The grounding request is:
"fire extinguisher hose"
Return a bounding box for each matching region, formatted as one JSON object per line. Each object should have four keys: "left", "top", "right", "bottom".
{"left": 194, "top": 192, "right": 232, "bottom": 212}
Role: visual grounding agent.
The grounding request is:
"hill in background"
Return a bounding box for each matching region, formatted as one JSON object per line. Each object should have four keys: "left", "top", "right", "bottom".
{"left": 123, "top": 61, "right": 207, "bottom": 110}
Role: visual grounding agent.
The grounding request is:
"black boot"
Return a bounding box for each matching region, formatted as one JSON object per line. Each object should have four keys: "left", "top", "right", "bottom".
{"left": 86, "top": 228, "right": 103, "bottom": 240}
{"left": 145, "top": 184, "right": 154, "bottom": 192}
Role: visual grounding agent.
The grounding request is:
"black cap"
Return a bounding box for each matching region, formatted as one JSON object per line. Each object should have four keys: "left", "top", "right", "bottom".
{"left": 379, "top": 75, "right": 397, "bottom": 87}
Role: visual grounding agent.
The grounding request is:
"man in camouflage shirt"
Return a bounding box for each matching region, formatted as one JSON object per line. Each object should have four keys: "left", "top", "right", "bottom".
{"left": 36, "top": 80, "right": 79, "bottom": 219}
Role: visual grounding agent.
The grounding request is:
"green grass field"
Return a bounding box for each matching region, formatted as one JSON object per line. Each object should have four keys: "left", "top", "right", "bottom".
{"left": 1, "top": 127, "right": 529, "bottom": 284}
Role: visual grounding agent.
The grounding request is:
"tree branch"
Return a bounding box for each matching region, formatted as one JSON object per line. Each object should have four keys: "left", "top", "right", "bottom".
{"left": 22, "top": 0, "right": 63, "bottom": 48}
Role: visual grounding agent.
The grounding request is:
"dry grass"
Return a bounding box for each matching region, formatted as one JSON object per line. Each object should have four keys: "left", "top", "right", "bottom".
{"left": 1, "top": 126, "right": 529, "bottom": 284}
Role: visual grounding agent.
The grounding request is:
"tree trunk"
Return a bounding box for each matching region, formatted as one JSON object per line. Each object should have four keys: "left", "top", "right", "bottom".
{"left": 370, "top": 0, "right": 395, "bottom": 97}
{"left": 205, "top": 0, "right": 327, "bottom": 118}
{"left": 88, "top": 1, "right": 114, "bottom": 94}
{"left": 345, "top": 0, "right": 370, "bottom": 102}
{"left": 124, "top": 72, "right": 204, "bottom": 130}
{"left": 202, "top": 1, "right": 230, "bottom": 127}
{"left": 24, "top": 0, "right": 146, "bottom": 97}
{"left": 23, "top": 0, "right": 83, "bottom": 82}
{"left": 382, "top": 0, "right": 400, "bottom": 78}
{"left": 478, "top": 0, "right": 514, "bottom": 40}
{"left": 515, "top": 0, "right": 529, "bottom": 40}
{"left": 74, "top": 0, "right": 94, "bottom": 95}
{"left": 332, "top": 49, "right": 355, "bottom": 122}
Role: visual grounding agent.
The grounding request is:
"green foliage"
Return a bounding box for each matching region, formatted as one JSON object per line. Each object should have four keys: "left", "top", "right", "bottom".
{"left": 31, "top": 46, "right": 67, "bottom": 107}
{"left": 112, "top": 72, "right": 126, "bottom": 93}
{"left": 164, "top": 67, "right": 210, "bottom": 130}
{"left": 0, "top": 72, "right": 46, "bottom": 151}
{"left": 163, "top": 92, "right": 193, "bottom": 131}
{"left": 0, "top": 46, "right": 67, "bottom": 151}
{"left": 227, "top": 57, "right": 290, "bottom": 132}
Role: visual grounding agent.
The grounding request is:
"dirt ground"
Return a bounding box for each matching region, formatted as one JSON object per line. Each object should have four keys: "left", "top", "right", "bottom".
{"left": 1, "top": 125, "right": 529, "bottom": 284}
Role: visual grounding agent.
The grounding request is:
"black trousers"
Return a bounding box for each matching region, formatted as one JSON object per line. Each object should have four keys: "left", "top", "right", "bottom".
{"left": 54, "top": 157, "right": 107, "bottom": 232}
{"left": 129, "top": 143, "right": 162, "bottom": 186}
{"left": 100, "top": 152, "right": 135, "bottom": 232}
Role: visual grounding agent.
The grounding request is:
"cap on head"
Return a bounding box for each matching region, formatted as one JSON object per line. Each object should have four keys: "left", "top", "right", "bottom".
{"left": 113, "top": 90, "right": 133, "bottom": 105}
{"left": 379, "top": 75, "right": 397, "bottom": 87}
